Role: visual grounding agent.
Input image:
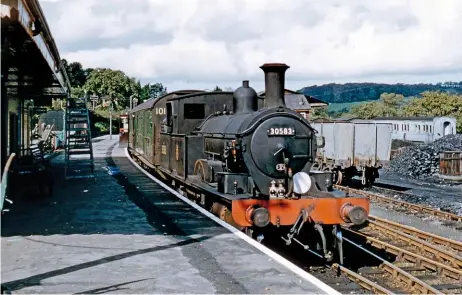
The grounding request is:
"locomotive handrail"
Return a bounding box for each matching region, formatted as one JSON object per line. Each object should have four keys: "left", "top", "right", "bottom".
{"left": 195, "top": 112, "right": 218, "bottom": 130}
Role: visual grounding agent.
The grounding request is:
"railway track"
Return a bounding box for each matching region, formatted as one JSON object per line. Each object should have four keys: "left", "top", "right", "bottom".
{"left": 130, "top": 154, "right": 462, "bottom": 294}
{"left": 331, "top": 185, "right": 462, "bottom": 293}
{"left": 339, "top": 215, "right": 462, "bottom": 294}
{"left": 368, "top": 216, "right": 462, "bottom": 257}
{"left": 308, "top": 229, "right": 462, "bottom": 295}
{"left": 341, "top": 234, "right": 462, "bottom": 294}
{"left": 334, "top": 184, "right": 462, "bottom": 223}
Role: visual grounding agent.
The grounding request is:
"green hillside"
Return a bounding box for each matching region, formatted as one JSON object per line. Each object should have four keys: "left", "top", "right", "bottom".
{"left": 299, "top": 82, "right": 462, "bottom": 104}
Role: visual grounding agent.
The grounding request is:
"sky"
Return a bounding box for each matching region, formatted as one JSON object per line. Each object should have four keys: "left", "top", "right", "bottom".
{"left": 39, "top": 0, "right": 462, "bottom": 92}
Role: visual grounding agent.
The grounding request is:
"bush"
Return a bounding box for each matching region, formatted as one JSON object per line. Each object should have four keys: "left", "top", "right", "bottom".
{"left": 94, "top": 122, "right": 109, "bottom": 133}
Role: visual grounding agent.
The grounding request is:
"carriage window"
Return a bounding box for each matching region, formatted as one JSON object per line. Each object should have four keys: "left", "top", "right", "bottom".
{"left": 184, "top": 103, "right": 205, "bottom": 119}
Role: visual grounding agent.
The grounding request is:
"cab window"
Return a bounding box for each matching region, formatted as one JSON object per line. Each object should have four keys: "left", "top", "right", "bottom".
{"left": 184, "top": 103, "right": 205, "bottom": 119}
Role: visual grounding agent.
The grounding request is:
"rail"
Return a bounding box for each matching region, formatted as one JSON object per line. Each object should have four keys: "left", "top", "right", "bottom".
{"left": 1, "top": 153, "right": 16, "bottom": 212}
{"left": 331, "top": 263, "right": 395, "bottom": 294}
{"left": 342, "top": 236, "right": 442, "bottom": 294}
{"left": 336, "top": 216, "right": 462, "bottom": 293}
{"left": 345, "top": 229, "right": 462, "bottom": 279}
{"left": 368, "top": 216, "right": 462, "bottom": 253}
{"left": 334, "top": 185, "right": 462, "bottom": 222}
{"left": 366, "top": 217, "right": 462, "bottom": 269}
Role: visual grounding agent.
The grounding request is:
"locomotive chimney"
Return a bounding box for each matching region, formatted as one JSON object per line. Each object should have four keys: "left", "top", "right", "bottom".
{"left": 233, "top": 80, "right": 258, "bottom": 114}
{"left": 260, "top": 63, "right": 290, "bottom": 108}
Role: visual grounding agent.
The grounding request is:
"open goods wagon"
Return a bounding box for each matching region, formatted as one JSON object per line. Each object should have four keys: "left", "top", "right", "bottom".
{"left": 311, "top": 119, "right": 393, "bottom": 186}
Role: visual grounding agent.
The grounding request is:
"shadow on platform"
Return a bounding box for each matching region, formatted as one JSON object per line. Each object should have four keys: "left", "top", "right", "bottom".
{"left": 1, "top": 142, "right": 224, "bottom": 238}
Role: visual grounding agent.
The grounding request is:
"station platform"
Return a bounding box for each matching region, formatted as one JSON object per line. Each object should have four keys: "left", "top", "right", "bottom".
{"left": 1, "top": 135, "right": 338, "bottom": 294}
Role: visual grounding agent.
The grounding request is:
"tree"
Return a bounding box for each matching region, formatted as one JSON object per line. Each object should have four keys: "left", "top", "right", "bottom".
{"left": 213, "top": 86, "right": 223, "bottom": 91}
{"left": 380, "top": 93, "right": 404, "bottom": 109}
{"left": 350, "top": 101, "right": 385, "bottom": 119}
{"left": 311, "top": 107, "right": 328, "bottom": 119}
{"left": 140, "top": 82, "right": 167, "bottom": 101}
{"left": 61, "top": 59, "right": 88, "bottom": 87}
{"left": 51, "top": 98, "right": 65, "bottom": 110}
{"left": 84, "top": 68, "right": 141, "bottom": 110}
{"left": 71, "top": 86, "right": 86, "bottom": 98}
{"left": 402, "top": 91, "right": 462, "bottom": 132}
{"left": 299, "top": 82, "right": 462, "bottom": 104}
{"left": 84, "top": 68, "right": 94, "bottom": 79}
{"left": 349, "top": 92, "right": 406, "bottom": 119}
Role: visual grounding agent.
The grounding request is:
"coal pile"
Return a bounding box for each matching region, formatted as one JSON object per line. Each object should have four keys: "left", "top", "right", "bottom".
{"left": 391, "top": 139, "right": 417, "bottom": 150}
{"left": 387, "top": 134, "right": 462, "bottom": 179}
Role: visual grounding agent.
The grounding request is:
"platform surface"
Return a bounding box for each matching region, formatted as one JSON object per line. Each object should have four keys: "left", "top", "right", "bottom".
{"left": 1, "top": 135, "right": 333, "bottom": 294}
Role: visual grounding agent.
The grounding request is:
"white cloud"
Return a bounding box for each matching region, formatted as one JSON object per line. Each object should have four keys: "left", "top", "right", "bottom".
{"left": 40, "top": 0, "right": 462, "bottom": 91}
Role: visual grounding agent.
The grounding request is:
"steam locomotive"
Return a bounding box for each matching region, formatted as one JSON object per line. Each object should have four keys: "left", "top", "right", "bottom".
{"left": 126, "top": 63, "right": 369, "bottom": 263}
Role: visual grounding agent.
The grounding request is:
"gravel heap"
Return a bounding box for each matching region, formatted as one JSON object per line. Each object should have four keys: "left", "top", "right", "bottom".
{"left": 387, "top": 134, "right": 462, "bottom": 179}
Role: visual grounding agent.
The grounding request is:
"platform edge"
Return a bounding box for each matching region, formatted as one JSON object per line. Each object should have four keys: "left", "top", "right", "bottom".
{"left": 124, "top": 148, "right": 341, "bottom": 295}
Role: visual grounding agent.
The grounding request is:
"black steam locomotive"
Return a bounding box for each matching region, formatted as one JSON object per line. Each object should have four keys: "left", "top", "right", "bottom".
{"left": 127, "top": 63, "right": 369, "bottom": 263}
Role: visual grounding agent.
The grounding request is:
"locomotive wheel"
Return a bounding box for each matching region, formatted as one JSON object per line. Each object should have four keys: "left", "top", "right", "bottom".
{"left": 193, "top": 160, "right": 208, "bottom": 183}
{"left": 210, "top": 202, "right": 242, "bottom": 229}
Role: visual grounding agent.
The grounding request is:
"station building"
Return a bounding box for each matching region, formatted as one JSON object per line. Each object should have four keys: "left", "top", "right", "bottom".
{"left": 1, "top": 0, "right": 70, "bottom": 173}
{"left": 349, "top": 116, "right": 457, "bottom": 143}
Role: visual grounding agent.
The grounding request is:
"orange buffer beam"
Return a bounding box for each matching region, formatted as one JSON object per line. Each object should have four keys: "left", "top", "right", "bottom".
{"left": 231, "top": 197, "right": 369, "bottom": 227}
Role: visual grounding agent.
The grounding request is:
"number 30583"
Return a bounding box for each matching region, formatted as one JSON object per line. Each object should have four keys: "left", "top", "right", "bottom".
{"left": 267, "top": 127, "right": 295, "bottom": 136}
